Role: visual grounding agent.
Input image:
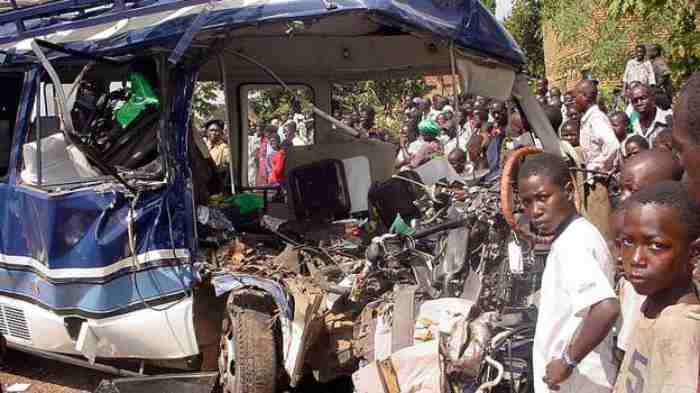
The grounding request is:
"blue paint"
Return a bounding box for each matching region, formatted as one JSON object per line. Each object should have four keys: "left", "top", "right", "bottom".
{"left": 0, "top": 0, "right": 523, "bottom": 320}
{"left": 0, "top": 65, "right": 198, "bottom": 319}
{"left": 0, "top": 0, "right": 524, "bottom": 66}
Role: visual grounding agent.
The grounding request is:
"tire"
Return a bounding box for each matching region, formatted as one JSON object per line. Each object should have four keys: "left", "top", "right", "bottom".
{"left": 218, "top": 294, "right": 278, "bottom": 393}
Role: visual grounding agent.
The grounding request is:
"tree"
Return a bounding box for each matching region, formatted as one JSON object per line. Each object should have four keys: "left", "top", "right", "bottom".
{"left": 504, "top": 0, "right": 545, "bottom": 77}
{"left": 191, "top": 81, "right": 225, "bottom": 130}
{"left": 607, "top": 0, "right": 700, "bottom": 83}
{"left": 481, "top": 0, "right": 497, "bottom": 14}
{"left": 542, "top": 0, "right": 673, "bottom": 87}
{"left": 332, "top": 79, "right": 430, "bottom": 133}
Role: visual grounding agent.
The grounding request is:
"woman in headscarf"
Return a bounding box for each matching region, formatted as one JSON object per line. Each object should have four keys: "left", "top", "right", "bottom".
{"left": 395, "top": 119, "right": 443, "bottom": 170}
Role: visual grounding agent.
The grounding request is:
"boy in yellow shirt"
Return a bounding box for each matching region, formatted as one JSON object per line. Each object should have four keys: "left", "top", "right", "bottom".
{"left": 615, "top": 181, "right": 700, "bottom": 393}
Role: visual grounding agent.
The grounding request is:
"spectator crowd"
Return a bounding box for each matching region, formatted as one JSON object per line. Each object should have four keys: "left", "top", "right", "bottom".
{"left": 194, "top": 41, "right": 700, "bottom": 393}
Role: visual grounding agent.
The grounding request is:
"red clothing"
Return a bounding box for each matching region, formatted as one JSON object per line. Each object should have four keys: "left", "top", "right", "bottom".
{"left": 269, "top": 149, "right": 286, "bottom": 184}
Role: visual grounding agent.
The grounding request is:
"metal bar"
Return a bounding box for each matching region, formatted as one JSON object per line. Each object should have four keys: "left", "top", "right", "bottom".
{"left": 217, "top": 53, "right": 236, "bottom": 195}
{"left": 7, "top": 341, "right": 144, "bottom": 377}
{"left": 36, "top": 78, "right": 42, "bottom": 187}
{"left": 167, "top": 2, "right": 213, "bottom": 65}
{"left": 224, "top": 49, "right": 360, "bottom": 138}
{"left": 0, "top": 0, "right": 110, "bottom": 25}
{"left": 30, "top": 39, "right": 137, "bottom": 194}
{"left": 35, "top": 39, "right": 124, "bottom": 65}
{"left": 0, "top": 0, "right": 213, "bottom": 46}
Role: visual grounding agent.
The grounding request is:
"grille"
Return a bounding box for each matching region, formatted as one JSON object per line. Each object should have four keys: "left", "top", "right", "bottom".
{"left": 0, "top": 304, "right": 31, "bottom": 342}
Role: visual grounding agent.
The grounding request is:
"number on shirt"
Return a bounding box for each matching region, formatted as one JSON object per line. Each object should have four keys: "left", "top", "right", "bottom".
{"left": 626, "top": 350, "right": 649, "bottom": 393}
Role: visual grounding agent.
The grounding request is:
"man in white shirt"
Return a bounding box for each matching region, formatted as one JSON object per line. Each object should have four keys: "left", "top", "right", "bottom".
{"left": 623, "top": 45, "right": 655, "bottom": 95}
{"left": 628, "top": 84, "right": 672, "bottom": 147}
{"left": 574, "top": 79, "right": 621, "bottom": 239}
{"left": 283, "top": 121, "right": 306, "bottom": 147}
{"left": 518, "top": 153, "right": 620, "bottom": 393}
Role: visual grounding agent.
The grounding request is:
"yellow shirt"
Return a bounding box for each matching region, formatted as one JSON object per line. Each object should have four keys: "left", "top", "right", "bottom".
{"left": 614, "top": 302, "right": 700, "bottom": 393}
{"left": 210, "top": 143, "right": 230, "bottom": 169}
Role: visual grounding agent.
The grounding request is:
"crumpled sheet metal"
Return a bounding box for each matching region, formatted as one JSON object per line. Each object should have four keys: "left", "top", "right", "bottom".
{"left": 94, "top": 372, "right": 218, "bottom": 393}
{"left": 210, "top": 273, "right": 292, "bottom": 320}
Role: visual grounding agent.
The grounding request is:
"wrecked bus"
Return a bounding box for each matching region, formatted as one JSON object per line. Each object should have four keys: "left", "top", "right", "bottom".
{"left": 0, "top": 0, "right": 568, "bottom": 392}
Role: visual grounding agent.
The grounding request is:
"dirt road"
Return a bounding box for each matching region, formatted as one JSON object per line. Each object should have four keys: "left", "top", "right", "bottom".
{"left": 0, "top": 350, "right": 354, "bottom": 393}
{"left": 1, "top": 349, "right": 108, "bottom": 392}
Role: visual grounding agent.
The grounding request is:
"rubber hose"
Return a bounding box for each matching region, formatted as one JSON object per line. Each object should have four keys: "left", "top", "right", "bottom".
{"left": 500, "top": 146, "right": 582, "bottom": 245}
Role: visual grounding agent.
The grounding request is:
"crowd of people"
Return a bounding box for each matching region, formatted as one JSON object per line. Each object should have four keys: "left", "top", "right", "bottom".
{"left": 194, "top": 44, "right": 697, "bottom": 393}
{"left": 513, "top": 55, "right": 699, "bottom": 393}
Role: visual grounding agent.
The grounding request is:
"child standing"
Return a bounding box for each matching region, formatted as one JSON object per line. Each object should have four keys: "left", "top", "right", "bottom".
{"left": 518, "top": 153, "right": 620, "bottom": 393}
{"left": 615, "top": 181, "right": 700, "bottom": 393}
{"left": 613, "top": 150, "right": 682, "bottom": 358}
{"left": 623, "top": 135, "right": 650, "bottom": 161}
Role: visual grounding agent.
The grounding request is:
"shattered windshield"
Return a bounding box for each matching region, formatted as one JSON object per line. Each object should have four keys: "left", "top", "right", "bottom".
{"left": 22, "top": 57, "right": 166, "bottom": 190}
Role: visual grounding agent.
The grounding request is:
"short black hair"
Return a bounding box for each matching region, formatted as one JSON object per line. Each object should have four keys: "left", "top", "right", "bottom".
{"left": 625, "top": 181, "right": 700, "bottom": 241}
{"left": 625, "top": 134, "right": 650, "bottom": 150}
{"left": 542, "top": 104, "right": 563, "bottom": 131}
{"left": 609, "top": 111, "right": 629, "bottom": 123}
{"left": 205, "top": 119, "right": 224, "bottom": 130}
{"left": 263, "top": 124, "right": 278, "bottom": 135}
{"left": 562, "top": 118, "right": 580, "bottom": 130}
{"left": 677, "top": 72, "right": 700, "bottom": 144}
{"left": 360, "top": 105, "right": 375, "bottom": 116}
{"left": 517, "top": 152, "right": 571, "bottom": 188}
{"left": 636, "top": 44, "right": 646, "bottom": 52}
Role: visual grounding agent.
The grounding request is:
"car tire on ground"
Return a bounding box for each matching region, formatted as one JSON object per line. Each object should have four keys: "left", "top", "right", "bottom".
{"left": 218, "top": 292, "right": 278, "bottom": 393}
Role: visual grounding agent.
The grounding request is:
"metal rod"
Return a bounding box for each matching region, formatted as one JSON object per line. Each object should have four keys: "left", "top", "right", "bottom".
{"left": 218, "top": 53, "right": 236, "bottom": 195}
{"left": 35, "top": 77, "right": 42, "bottom": 186}
{"left": 225, "top": 49, "right": 359, "bottom": 138}
{"left": 7, "top": 342, "right": 144, "bottom": 377}
{"left": 31, "top": 39, "right": 137, "bottom": 194}
{"left": 450, "top": 42, "right": 461, "bottom": 97}
{"left": 35, "top": 39, "right": 123, "bottom": 66}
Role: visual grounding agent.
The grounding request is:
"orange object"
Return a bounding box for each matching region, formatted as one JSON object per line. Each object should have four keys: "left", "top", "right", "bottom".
{"left": 500, "top": 146, "right": 581, "bottom": 245}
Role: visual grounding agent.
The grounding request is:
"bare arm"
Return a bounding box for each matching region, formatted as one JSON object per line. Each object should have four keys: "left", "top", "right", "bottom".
{"left": 544, "top": 297, "right": 620, "bottom": 390}
{"left": 568, "top": 297, "right": 620, "bottom": 362}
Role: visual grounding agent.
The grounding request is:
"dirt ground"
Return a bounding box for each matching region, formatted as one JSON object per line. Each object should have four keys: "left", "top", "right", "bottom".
{"left": 1, "top": 349, "right": 108, "bottom": 392}
{"left": 0, "top": 349, "right": 354, "bottom": 393}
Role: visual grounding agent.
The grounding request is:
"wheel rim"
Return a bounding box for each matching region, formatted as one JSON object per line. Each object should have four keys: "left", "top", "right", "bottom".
{"left": 218, "top": 318, "right": 236, "bottom": 393}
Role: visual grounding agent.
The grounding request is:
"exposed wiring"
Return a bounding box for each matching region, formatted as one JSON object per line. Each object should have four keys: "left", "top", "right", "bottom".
{"left": 127, "top": 196, "right": 190, "bottom": 312}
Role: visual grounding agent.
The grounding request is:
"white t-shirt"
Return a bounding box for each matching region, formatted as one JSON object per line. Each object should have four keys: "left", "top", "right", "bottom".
{"left": 616, "top": 278, "right": 646, "bottom": 352}
{"left": 396, "top": 138, "right": 428, "bottom": 164}
{"left": 533, "top": 217, "right": 618, "bottom": 393}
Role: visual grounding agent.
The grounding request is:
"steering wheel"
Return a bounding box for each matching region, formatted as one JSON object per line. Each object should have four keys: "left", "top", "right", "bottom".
{"left": 500, "top": 146, "right": 582, "bottom": 245}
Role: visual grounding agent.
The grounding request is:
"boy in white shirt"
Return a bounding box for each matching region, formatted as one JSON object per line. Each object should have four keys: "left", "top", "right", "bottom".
{"left": 518, "top": 153, "right": 620, "bottom": 393}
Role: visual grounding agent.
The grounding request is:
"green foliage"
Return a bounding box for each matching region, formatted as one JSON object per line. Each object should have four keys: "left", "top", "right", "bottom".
{"left": 504, "top": 0, "right": 545, "bottom": 77}
{"left": 191, "top": 78, "right": 429, "bottom": 137}
{"left": 191, "top": 81, "right": 225, "bottom": 130}
{"left": 544, "top": 0, "right": 675, "bottom": 86}
{"left": 481, "top": 0, "right": 497, "bottom": 14}
{"left": 607, "top": 0, "right": 699, "bottom": 83}
{"left": 544, "top": 0, "right": 698, "bottom": 88}
{"left": 247, "top": 86, "right": 314, "bottom": 124}
{"left": 332, "top": 78, "right": 430, "bottom": 135}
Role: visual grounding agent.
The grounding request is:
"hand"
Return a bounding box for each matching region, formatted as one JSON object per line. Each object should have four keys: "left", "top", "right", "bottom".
{"left": 544, "top": 358, "right": 573, "bottom": 391}
{"left": 400, "top": 134, "right": 409, "bottom": 148}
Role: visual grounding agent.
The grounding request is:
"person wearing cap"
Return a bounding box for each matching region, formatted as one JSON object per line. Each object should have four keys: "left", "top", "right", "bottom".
{"left": 395, "top": 119, "right": 442, "bottom": 170}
